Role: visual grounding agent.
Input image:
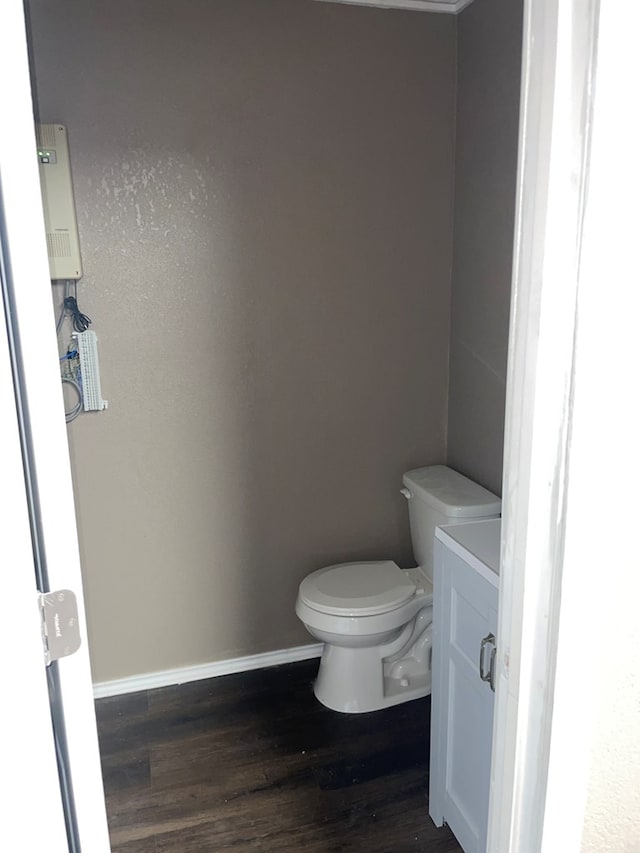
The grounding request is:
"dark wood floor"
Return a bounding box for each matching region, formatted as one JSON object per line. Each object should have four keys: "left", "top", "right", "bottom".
{"left": 95, "top": 659, "right": 462, "bottom": 852}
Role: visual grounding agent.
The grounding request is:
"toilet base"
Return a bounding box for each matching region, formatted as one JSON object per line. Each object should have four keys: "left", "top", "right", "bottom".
{"left": 313, "top": 641, "right": 432, "bottom": 714}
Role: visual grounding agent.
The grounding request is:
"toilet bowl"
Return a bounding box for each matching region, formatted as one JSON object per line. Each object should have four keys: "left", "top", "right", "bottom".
{"left": 296, "top": 561, "right": 433, "bottom": 713}
{"left": 295, "top": 465, "right": 501, "bottom": 713}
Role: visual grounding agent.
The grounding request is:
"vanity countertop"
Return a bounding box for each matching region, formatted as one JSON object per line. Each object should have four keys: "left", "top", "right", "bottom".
{"left": 435, "top": 518, "right": 501, "bottom": 588}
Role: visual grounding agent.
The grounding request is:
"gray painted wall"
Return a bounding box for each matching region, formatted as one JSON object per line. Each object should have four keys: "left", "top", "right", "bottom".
{"left": 447, "top": 0, "right": 523, "bottom": 496}
{"left": 28, "top": 0, "right": 456, "bottom": 681}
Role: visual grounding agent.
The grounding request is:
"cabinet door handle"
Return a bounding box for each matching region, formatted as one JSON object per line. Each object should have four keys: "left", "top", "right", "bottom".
{"left": 479, "top": 632, "right": 496, "bottom": 683}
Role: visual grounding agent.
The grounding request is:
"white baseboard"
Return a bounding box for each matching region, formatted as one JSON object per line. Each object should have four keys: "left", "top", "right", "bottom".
{"left": 92, "top": 642, "right": 323, "bottom": 699}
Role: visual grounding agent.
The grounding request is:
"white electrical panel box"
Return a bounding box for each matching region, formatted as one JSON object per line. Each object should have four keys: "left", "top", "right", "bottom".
{"left": 36, "top": 123, "right": 83, "bottom": 280}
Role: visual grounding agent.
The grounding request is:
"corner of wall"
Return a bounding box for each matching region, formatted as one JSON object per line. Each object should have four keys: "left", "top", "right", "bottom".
{"left": 445, "top": 5, "right": 461, "bottom": 468}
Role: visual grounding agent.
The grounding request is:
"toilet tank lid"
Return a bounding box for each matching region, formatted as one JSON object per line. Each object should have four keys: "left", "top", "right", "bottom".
{"left": 402, "top": 465, "right": 501, "bottom": 518}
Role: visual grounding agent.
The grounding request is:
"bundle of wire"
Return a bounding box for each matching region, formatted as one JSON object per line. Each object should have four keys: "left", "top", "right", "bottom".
{"left": 56, "top": 280, "right": 91, "bottom": 333}
{"left": 57, "top": 280, "right": 91, "bottom": 422}
{"left": 63, "top": 295, "right": 92, "bottom": 332}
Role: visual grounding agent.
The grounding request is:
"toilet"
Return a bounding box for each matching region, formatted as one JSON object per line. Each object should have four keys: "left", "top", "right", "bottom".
{"left": 295, "top": 465, "right": 501, "bottom": 713}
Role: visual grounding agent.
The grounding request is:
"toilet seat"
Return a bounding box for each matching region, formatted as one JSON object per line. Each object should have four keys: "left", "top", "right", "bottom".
{"left": 298, "top": 561, "right": 416, "bottom": 617}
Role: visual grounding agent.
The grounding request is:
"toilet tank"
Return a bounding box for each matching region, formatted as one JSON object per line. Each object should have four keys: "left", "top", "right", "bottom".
{"left": 402, "top": 465, "right": 501, "bottom": 581}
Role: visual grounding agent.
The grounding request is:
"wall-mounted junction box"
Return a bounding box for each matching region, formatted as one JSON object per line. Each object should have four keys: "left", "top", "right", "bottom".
{"left": 36, "top": 123, "right": 83, "bottom": 280}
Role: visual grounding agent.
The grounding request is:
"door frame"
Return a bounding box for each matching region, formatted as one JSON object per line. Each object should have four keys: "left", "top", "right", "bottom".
{"left": 488, "top": 0, "right": 639, "bottom": 850}
{"left": 487, "top": 0, "right": 595, "bottom": 847}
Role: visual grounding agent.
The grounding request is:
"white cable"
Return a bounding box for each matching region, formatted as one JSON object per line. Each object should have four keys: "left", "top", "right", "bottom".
{"left": 62, "top": 376, "right": 82, "bottom": 423}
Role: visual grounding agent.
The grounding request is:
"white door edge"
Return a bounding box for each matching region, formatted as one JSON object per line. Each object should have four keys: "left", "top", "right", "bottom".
{"left": 0, "top": 1, "right": 111, "bottom": 850}
{"left": 0, "top": 249, "right": 70, "bottom": 851}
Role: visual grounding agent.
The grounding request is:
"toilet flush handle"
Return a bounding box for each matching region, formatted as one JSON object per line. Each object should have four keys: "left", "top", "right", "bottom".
{"left": 400, "top": 487, "right": 412, "bottom": 500}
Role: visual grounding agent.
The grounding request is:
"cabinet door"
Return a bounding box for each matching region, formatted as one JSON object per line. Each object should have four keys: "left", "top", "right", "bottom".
{"left": 430, "top": 541, "right": 498, "bottom": 853}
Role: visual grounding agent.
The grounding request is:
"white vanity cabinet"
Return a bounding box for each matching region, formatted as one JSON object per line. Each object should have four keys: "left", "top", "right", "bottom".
{"left": 429, "top": 518, "right": 501, "bottom": 853}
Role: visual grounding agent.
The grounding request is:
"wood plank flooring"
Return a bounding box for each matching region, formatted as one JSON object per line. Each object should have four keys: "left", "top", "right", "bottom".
{"left": 95, "top": 659, "right": 462, "bottom": 852}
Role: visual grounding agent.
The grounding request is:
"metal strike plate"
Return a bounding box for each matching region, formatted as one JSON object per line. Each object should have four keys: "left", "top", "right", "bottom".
{"left": 489, "top": 645, "right": 497, "bottom": 692}
{"left": 39, "top": 589, "right": 81, "bottom": 665}
{"left": 479, "top": 632, "right": 496, "bottom": 683}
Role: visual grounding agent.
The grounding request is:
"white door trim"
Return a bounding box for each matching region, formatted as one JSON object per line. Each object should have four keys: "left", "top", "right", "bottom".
{"left": 487, "top": 0, "right": 637, "bottom": 850}
{"left": 0, "top": 1, "right": 111, "bottom": 849}
{"left": 539, "top": 2, "right": 640, "bottom": 848}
